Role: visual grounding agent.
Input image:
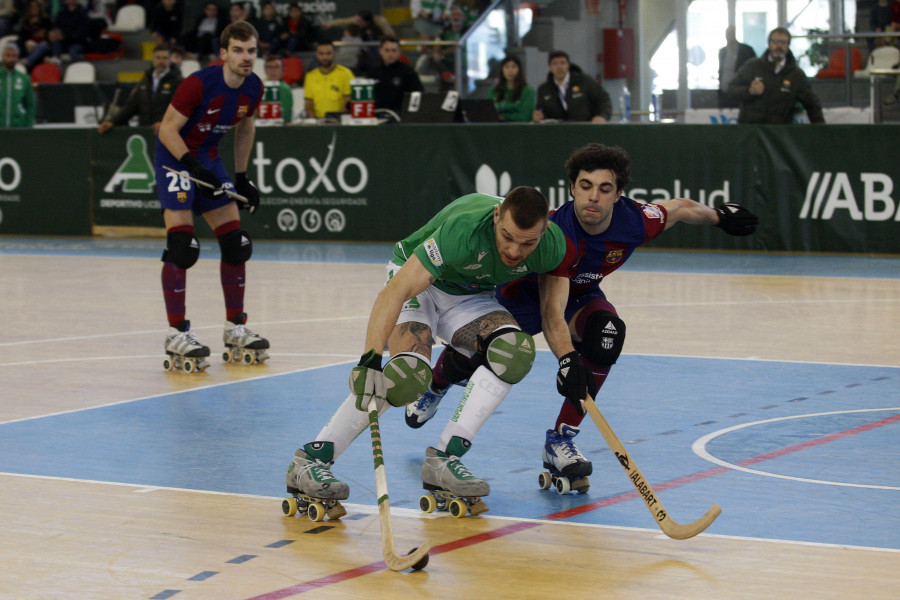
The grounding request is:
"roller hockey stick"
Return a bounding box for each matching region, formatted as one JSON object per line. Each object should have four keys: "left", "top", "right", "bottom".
{"left": 584, "top": 396, "right": 721, "bottom": 540}
{"left": 162, "top": 165, "right": 249, "bottom": 204}
{"left": 366, "top": 398, "right": 431, "bottom": 571}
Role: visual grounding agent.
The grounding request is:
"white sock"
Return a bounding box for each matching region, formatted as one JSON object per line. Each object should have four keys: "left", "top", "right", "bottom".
{"left": 437, "top": 365, "right": 512, "bottom": 451}
{"left": 317, "top": 392, "right": 390, "bottom": 458}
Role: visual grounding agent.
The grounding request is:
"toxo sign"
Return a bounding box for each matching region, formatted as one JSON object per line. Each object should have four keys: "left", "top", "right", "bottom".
{"left": 250, "top": 133, "right": 368, "bottom": 195}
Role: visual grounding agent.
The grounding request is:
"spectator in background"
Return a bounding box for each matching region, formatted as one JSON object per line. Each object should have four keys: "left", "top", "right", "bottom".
{"left": 284, "top": 3, "right": 315, "bottom": 52}
{"left": 410, "top": 0, "right": 448, "bottom": 39}
{"left": 717, "top": 25, "right": 755, "bottom": 108}
{"left": 414, "top": 42, "right": 454, "bottom": 93}
{"left": 323, "top": 9, "right": 394, "bottom": 42}
{"left": 728, "top": 27, "right": 824, "bottom": 123}
{"left": 228, "top": 2, "right": 252, "bottom": 27}
{"left": 0, "top": 0, "right": 15, "bottom": 38}
{"left": 533, "top": 50, "right": 612, "bottom": 123}
{"left": 868, "top": 0, "right": 894, "bottom": 50}
{"left": 334, "top": 23, "right": 365, "bottom": 73}
{"left": 46, "top": 0, "right": 91, "bottom": 63}
{"left": 150, "top": 0, "right": 183, "bottom": 47}
{"left": 170, "top": 44, "right": 186, "bottom": 68}
{"left": 365, "top": 36, "right": 423, "bottom": 114}
{"left": 489, "top": 55, "right": 535, "bottom": 122}
{"left": 257, "top": 54, "right": 293, "bottom": 125}
{"left": 16, "top": 0, "right": 52, "bottom": 71}
{"left": 440, "top": 5, "right": 469, "bottom": 43}
{"left": 255, "top": 2, "right": 284, "bottom": 56}
{"left": 182, "top": 1, "right": 227, "bottom": 61}
{"left": 0, "top": 43, "right": 35, "bottom": 127}
{"left": 304, "top": 40, "right": 353, "bottom": 118}
{"left": 98, "top": 44, "right": 182, "bottom": 136}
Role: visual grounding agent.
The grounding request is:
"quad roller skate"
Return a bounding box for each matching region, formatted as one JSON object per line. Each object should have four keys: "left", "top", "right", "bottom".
{"left": 539, "top": 424, "right": 592, "bottom": 494}
{"left": 163, "top": 320, "right": 210, "bottom": 373}
{"left": 282, "top": 442, "right": 348, "bottom": 522}
{"left": 222, "top": 312, "right": 270, "bottom": 365}
{"left": 419, "top": 437, "right": 489, "bottom": 518}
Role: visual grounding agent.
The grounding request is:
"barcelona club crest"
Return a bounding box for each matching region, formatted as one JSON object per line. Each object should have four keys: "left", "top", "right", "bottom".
{"left": 605, "top": 249, "right": 624, "bottom": 264}
{"left": 237, "top": 104, "right": 249, "bottom": 117}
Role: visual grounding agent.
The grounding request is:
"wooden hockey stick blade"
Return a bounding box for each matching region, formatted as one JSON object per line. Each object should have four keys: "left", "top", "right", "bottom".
{"left": 367, "top": 399, "right": 431, "bottom": 570}
{"left": 584, "top": 397, "right": 721, "bottom": 540}
{"left": 162, "top": 165, "right": 249, "bottom": 204}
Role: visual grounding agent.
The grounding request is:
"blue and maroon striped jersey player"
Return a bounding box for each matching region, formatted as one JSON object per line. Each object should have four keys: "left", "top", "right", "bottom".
{"left": 155, "top": 64, "right": 263, "bottom": 211}
{"left": 496, "top": 198, "right": 668, "bottom": 334}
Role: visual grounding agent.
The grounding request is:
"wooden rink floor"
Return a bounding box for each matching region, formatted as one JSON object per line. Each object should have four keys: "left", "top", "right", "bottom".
{"left": 1, "top": 237, "right": 899, "bottom": 599}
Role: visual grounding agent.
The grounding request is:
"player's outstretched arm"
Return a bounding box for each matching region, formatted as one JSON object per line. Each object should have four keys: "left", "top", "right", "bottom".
{"left": 656, "top": 197, "right": 719, "bottom": 230}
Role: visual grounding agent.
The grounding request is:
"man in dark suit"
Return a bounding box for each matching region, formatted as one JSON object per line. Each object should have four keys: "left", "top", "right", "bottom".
{"left": 718, "top": 26, "right": 756, "bottom": 108}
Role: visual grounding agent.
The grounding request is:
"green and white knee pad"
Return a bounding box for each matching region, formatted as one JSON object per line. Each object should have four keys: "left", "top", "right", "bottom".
{"left": 481, "top": 327, "right": 536, "bottom": 384}
{"left": 383, "top": 351, "right": 433, "bottom": 407}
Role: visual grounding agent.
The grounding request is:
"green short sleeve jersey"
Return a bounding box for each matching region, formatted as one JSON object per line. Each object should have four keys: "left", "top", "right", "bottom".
{"left": 392, "top": 193, "right": 566, "bottom": 295}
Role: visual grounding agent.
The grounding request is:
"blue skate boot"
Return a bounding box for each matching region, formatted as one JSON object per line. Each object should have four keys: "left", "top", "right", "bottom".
{"left": 539, "top": 424, "right": 591, "bottom": 494}
{"left": 405, "top": 382, "right": 448, "bottom": 429}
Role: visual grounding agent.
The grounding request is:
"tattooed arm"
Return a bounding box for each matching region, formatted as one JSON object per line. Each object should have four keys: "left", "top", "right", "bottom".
{"left": 364, "top": 254, "right": 435, "bottom": 356}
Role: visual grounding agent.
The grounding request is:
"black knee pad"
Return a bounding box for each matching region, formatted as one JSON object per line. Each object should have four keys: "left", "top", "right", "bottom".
{"left": 441, "top": 346, "right": 480, "bottom": 384}
{"left": 581, "top": 311, "right": 626, "bottom": 366}
{"left": 218, "top": 228, "right": 252, "bottom": 265}
{"left": 161, "top": 230, "right": 200, "bottom": 269}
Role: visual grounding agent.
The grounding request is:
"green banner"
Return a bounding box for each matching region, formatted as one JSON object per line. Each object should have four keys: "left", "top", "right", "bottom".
{"left": 23, "top": 123, "right": 900, "bottom": 253}
{"left": 0, "top": 129, "right": 91, "bottom": 235}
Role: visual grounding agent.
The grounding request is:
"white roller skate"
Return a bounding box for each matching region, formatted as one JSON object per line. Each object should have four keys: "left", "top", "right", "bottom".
{"left": 163, "top": 320, "right": 210, "bottom": 373}
{"left": 405, "top": 383, "right": 448, "bottom": 429}
{"left": 222, "top": 312, "right": 269, "bottom": 365}
{"left": 283, "top": 442, "right": 349, "bottom": 522}
{"left": 419, "top": 436, "right": 489, "bottom": 518}
{"left": 539, "top": 424, "right": 592, "bottom": 494}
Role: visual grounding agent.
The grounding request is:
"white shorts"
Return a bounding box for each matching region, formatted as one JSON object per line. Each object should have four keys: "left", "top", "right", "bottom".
{"left": 386, "top": 261, "right": 506, "bottom": 352}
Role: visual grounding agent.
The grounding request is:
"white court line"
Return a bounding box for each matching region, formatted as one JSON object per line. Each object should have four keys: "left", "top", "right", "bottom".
{"left": 0, "top": 315, "right": 369, "bottom": 348}
{"left": 0, "top": 359, "right": 356, "bottom": 427}
{"left": 4, "top": 297, "right": 899, "bottom": 349}
{"left": 0, "top": 352, "right": 357, "bottom": 368}
{"left": 1, "top": 470, "right": 897, "bottom": 554}
{"left": 692, "top": 408, "right": 900, "bottom": 490}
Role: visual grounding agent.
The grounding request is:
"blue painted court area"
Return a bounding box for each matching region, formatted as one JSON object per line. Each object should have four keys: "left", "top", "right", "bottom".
{"left": 2, "top": 236, "right": 899, "bottom": 277}
{"left": 1, "top": 352, "right": 897, "bottom": 550}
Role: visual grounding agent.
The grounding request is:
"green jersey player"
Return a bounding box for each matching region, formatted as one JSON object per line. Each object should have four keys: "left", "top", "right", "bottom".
{"left": 286, "top": 187, "right": 567, "bottom": 515}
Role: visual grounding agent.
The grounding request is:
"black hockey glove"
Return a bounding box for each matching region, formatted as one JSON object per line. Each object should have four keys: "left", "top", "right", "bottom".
{"left": 234, "top": 172, "right": 260, "bottom": 214}
{"left": 557, "top": 351, "right": 591, "bottom": 415}
{"left": 180, "top": 152, "right": 224, "bottom": 199}
{"left": 714, "top": 203, "right": 758, "bottom": 236}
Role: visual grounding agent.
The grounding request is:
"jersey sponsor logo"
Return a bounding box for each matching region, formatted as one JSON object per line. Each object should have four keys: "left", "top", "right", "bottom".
{"left": 640, "top": 204, "right": 664, "bottom": 220}
{"left": 512, "top": 265, "right": 528, "bottom": 273}
{"left": 475, "top": 273, "right": 491, "bottom": 279}
{"left": 572, "top": 272, "right": 602, "bottom": 285}
{"left": 424, "top": 237, "right": 443, "bottom": 266}
{"left": 207, "top": 108, "right": 221, "bottom": 114}
{"left": 478, "top": 251, "right": 487, "bottom": 261}
{"left": 103, "top": 134, "right": 156, "bottom": 193}
{"left": 463, "top": 263, "right": 483, "bottom": 270}
{"left": 800, "top": 172, "right": 899, "bottom": 221}
{"left": 605, "top": 249, "right": 624, "bottom": 264}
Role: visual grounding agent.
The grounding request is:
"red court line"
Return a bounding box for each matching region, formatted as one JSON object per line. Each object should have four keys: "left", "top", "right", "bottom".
{"left": 246, "top": 412, "right": 900, "bottom": 599}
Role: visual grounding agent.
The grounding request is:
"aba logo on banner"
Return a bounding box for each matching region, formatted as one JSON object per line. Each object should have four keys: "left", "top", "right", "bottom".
{"left": 104, "top": 135, "right": 155, "bottom": 193}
